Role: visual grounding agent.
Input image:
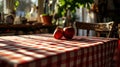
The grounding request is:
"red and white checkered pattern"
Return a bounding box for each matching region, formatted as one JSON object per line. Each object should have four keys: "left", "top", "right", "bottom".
{"left": 113, "top": 40, "right": 120, "bottom": 67}
{"left": 0, "top": 34, "right": 118, "bottom": 67}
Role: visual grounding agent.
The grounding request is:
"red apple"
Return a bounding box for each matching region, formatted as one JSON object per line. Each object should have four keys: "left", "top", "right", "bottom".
{"left": 63, "top": 26, "right": 75, "bottom": 39}
{"left": 53, "top": 27, "right": 63, "bottom": 39}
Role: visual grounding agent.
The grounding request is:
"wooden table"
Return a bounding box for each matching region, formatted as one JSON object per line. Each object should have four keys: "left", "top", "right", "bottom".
{"left": 0, "top": 34, "right": 118, "bottom": 67}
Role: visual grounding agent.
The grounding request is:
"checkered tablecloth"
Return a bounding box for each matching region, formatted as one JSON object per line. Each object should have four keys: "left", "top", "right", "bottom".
{"left": 114, "top": 40, "right": 120, "bottom": 67}
{"left": 0, "top": 34, "right": 118, "bottom": 67}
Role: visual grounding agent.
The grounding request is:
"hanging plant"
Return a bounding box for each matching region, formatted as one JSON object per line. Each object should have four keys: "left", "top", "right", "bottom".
{"left": 57, "top": 0, "right": 94, "bottom": 17}
{"left": 55, "top": 0, "right": 94, "bottom": 26}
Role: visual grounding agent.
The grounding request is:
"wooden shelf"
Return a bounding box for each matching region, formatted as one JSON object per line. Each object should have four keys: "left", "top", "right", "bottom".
{"left": 0, "top": 24, "right": 57, "bottom": 35}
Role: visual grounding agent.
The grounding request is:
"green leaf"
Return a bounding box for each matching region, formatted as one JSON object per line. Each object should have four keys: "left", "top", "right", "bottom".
{"left": 15, "top": 0, "right": 19, "bottom": 7}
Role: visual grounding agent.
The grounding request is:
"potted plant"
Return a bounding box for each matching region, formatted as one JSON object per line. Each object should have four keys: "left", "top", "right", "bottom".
{"left": 40, "top": 14, "right": 52, "bottom": 25}
{"left": 39, "top": 0, "right": 54, "bottom": 25}
{"left": 55, "top": 0, "right": 94, "bottom": 26}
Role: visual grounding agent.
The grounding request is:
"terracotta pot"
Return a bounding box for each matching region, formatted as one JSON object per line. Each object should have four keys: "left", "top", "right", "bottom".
{"left": 40, "top": 14, "right": 52, "bottom": 25}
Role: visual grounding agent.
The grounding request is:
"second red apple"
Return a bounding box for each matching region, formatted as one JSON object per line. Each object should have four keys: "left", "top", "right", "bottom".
{"left": 63, "top": 27, "right": 75, "bottom": 39}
